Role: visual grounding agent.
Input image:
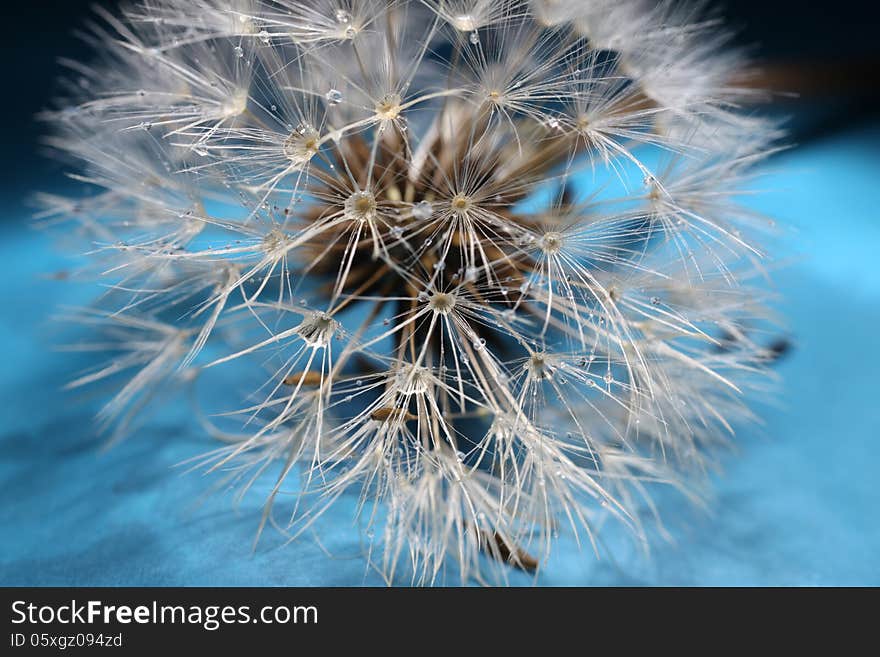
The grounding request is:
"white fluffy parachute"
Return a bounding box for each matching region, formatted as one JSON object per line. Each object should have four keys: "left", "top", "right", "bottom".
{"left": 40, "top": 0, "right": 783, "bottom": 585}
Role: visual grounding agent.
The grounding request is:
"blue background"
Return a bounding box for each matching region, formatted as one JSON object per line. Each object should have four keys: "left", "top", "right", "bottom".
{"left": 1, "top": 1, "right": 879, "bottom": 586}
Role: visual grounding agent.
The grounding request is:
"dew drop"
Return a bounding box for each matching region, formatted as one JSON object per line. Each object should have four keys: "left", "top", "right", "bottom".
{"left": 258, "top": 30, "right": 270, "bottom": 44}
{"left": 325, "top": 88, "right": 343, "bottom": 105}
{"left": 469, "top": 30, "right": 480, "bottom": 44}
{"left": 412, "top": 200, "right": 432, "bottom": 220}
{"left": 233, "top": 45, "right": 244, "bottom": 58}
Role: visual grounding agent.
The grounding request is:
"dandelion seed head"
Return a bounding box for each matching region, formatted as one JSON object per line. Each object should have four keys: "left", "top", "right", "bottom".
{"left": 261, "top": 227, "right": 289, "bottom": 253}
{"left": 295, "top": 312, "right": 338, "bottom": 348}
{"left": 396, "top": 364, "right": 431, "bottom": 394}
{"left": 283, "top": 124, "right": 321, "bottom": 164}
{"left": 453, "top": 14, "right": 479, "bottom": 31}
{"left": 41, "top": 0, "right": 784, "bottom": 585}
{"left": 375, "top": 93, "right": 403, "bottom": 121}
{"left": 235, "top": 12, "right": 259, "bottom": 35}
{"left": 428, "top": 292, "right": 457, "bottom": 314}
{"left": 220, "top": 90, "right": 249, "bottom": 117}
{"left": 344, "top": 191, "right": 378, "bottom": 223}
{"left": 450, "top": 193, "right": 473, "bottom": 215}
{"left": 526, "top": 352, "right": 555, "bottom": 381}
{"left": 539, "top": 231, "right": 564, "bottom": 254}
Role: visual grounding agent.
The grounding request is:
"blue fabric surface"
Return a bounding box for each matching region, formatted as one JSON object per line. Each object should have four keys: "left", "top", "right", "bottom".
{"left": 1, "top": 124, "right": 878, "bottom": 586}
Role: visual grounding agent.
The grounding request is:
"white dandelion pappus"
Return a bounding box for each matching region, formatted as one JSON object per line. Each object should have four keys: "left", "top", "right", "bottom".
{"left": 41, "top": 0, "right": 783, "bottom": 585}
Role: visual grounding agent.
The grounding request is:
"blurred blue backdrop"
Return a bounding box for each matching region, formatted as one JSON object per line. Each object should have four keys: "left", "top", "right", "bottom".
{"left": 1, "top": 1, "right": 878, "bottom": 586}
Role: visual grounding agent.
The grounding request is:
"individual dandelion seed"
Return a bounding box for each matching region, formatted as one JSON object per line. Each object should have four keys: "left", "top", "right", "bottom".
{"left": 41, "top": 0, "right": 785, "bottom": 585}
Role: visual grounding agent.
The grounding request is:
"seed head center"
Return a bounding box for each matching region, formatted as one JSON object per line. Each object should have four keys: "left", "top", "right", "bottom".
{"left": 451, "top": 194, "right": 472, "bottom": 215}
{"left": 283, "top": 125, "right": 320, "bottom": 163}
{"left": 345, "top": 191, "right": 378, "bottom": 222}
{"left": 540, "top": 231, "right": 564, "bottom": 254}
{"left": 375, "top": 93, "right": 403, "bottom": 120}
{"left": 429, "top": 292, "right": 456, "bottom": 314}
{"left": 527, "top": 353, "right": 553, "bottom": 380}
